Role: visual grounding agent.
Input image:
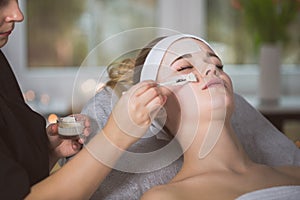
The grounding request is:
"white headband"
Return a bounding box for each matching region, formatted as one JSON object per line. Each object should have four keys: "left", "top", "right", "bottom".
{"left": 140, "top": 34, "right": 212, "bottom": 82}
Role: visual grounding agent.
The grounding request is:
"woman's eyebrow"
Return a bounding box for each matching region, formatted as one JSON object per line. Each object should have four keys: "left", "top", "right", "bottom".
{"left": 171, "top": 54, "right": 192, "bottom": 65}
{"left": 207, "top": 52, "right": 221, "bottom": 60}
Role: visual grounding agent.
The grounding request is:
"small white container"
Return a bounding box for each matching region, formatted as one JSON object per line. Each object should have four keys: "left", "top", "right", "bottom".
{"left": 58, "top": 116, "right": 84, "bottom": 136}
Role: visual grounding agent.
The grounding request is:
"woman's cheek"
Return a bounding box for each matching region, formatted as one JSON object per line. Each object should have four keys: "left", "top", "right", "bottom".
{"left": 174, "top": 84, "right": 209, "bottom": 122}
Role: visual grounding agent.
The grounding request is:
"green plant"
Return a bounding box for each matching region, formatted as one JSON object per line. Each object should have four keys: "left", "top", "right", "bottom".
{"left": 231, "top": 0, "right": 299, "bottom": 46}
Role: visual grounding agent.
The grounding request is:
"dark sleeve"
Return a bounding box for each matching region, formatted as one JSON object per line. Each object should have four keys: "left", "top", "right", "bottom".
{"left": 0, "top": 137, "right": 31, "bottom": 199}
{"left": 0, "top": 50, "right": 49, "bottom": 199}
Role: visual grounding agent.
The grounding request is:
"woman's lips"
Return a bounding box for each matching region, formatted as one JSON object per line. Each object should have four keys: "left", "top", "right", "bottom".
{"left": 0, "top": 30, "right": 12, "bottom": 37}
{"left": 202, "top": 78, "right": 225, "bottom": 90}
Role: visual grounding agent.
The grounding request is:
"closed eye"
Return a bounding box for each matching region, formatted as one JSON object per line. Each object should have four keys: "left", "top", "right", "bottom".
{"left": 177, "top": 66, "right": 193, "bottom": 71}
{"left": 216, "top": 65, "right": 224, "bottom": 70}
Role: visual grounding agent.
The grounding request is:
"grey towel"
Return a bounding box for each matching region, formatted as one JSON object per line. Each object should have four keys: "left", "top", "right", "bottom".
{"left": 231, "top": 94, "right": 300, "bottom": 166}
{"left": 236, "top": 186, "right": 300, "bottom": 200}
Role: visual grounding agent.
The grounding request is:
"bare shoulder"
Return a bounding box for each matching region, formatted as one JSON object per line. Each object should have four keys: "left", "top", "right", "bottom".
{"left": 141, "top": 185, "right": 178, "bottom": 200}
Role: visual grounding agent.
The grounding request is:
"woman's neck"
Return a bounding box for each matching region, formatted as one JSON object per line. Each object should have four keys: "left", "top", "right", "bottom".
{"left": 173, "top": 120, "right": 253, "bottom": 182}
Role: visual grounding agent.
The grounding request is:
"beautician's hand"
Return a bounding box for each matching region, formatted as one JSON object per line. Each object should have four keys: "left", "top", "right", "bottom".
{"left": 47, "top": 114, "right": 91, "bottom": 159}
{"left": 106, "top": 81, "right": 167, "bottom": 146}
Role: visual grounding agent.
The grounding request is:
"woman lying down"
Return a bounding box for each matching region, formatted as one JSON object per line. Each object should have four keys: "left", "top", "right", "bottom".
{"left": 127, "top": 34, "right": 300, "bottom": 200}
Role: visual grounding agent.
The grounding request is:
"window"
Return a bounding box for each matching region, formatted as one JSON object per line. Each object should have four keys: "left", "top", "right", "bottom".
{"left": 27, "top": 0, "right": 157, "bottom": 68}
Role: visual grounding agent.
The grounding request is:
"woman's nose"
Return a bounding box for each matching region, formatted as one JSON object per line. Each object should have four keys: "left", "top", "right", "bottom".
{"left": 5, "top": 2, "right": 24, "bottom": 23}
{"left": 204, "top": 65, "right": 218, "bottom": 76}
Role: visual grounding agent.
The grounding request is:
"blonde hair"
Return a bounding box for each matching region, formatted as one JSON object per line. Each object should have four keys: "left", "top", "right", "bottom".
{"left": 106, "top": 57, "right": 136, "bottom": 89}
{"left": 105, "top": 37, "right": 165, "bottom": 88}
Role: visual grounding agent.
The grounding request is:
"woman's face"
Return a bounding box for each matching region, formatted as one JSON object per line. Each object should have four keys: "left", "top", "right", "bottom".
{"left": 157, "top": 38, "right": 234, "bottom": 134}
{"left": 0, "top": 0, "right": 23, "bottom": 48}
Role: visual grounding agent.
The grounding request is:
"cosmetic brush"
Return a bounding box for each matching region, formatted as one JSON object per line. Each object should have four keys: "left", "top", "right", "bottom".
{"left": 159, "top": 72, "right": 198, "bottom": 86}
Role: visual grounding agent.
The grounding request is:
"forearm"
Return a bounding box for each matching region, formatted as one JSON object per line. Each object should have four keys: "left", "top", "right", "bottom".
{"left": 25, "top": 124, "right": 132, "bottom": 200}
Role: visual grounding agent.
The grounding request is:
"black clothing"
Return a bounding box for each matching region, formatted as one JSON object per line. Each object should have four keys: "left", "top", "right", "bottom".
{"left": 0, "top": 50, "right": 49, "bottom": 199}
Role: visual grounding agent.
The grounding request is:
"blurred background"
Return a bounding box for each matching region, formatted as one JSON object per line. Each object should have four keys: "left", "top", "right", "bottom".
{"left": 2, "top": 0, "right": 300, "bottom": 145}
